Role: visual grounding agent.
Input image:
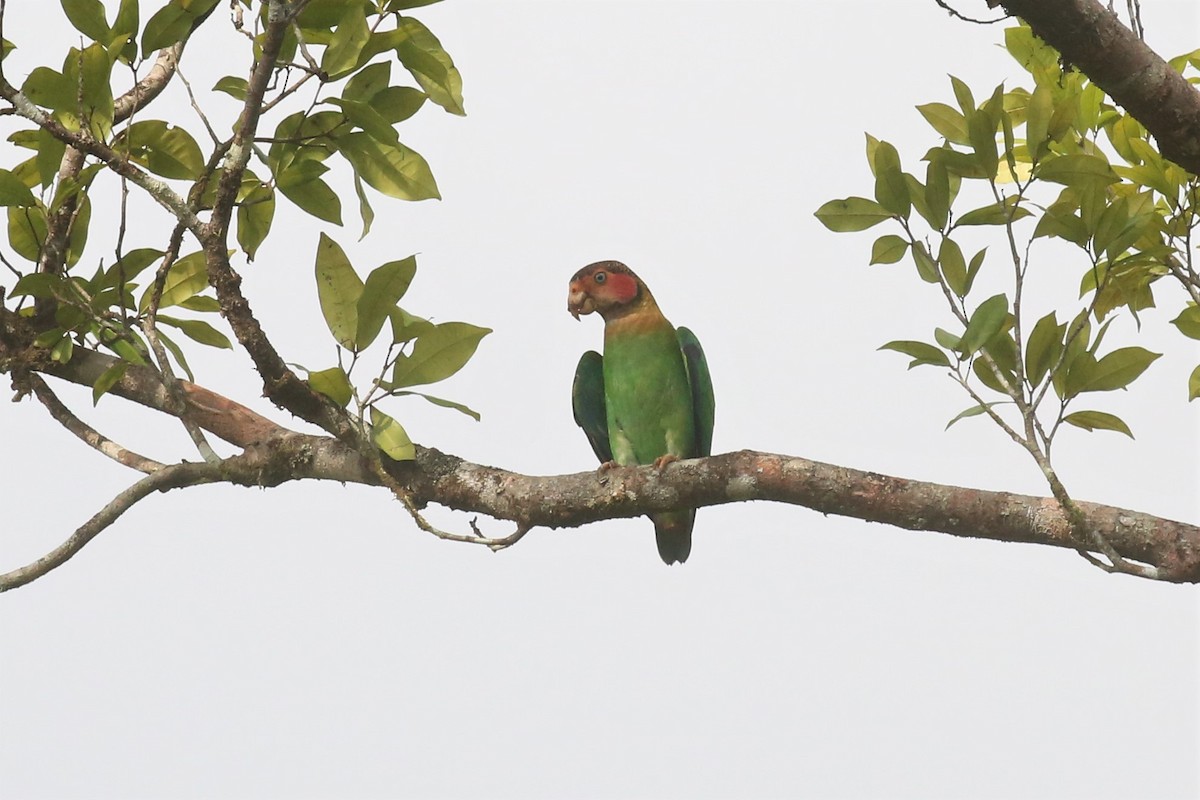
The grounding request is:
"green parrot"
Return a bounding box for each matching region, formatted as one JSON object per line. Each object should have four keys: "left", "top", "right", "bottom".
{"left": 567, "top": 260, "right": 715, "bottom": 564}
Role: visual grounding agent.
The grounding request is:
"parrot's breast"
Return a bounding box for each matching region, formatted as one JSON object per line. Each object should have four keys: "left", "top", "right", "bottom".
{"left": 602, "top": 314, "right": 696, "bottom": 466}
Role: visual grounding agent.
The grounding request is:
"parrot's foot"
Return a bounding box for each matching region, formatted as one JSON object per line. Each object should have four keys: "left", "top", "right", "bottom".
{"left": 652, "top": 454, "right": 680, "bottom": 470}
{"left": 597, "top": 460, "right": 618, "bottom": 473}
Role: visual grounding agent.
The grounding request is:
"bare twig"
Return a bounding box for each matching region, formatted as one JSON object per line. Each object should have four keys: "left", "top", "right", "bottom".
{"left": 0, "top": 459, "right": 226, "bottom": 592}
{"left": 22, "top": 372, "right": 165, "bottom": 473}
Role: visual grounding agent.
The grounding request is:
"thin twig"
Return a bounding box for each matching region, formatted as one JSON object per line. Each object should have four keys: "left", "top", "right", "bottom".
{"left": 23, "top": 372, "right": 165, "bottom": 473}
{"left": 0, "top": 460, "right": 226, "bottom": 592}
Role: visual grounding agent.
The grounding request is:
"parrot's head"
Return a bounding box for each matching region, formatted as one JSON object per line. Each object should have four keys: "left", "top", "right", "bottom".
{"left": 568, "top": 260, "right": 646, "bottom": 322}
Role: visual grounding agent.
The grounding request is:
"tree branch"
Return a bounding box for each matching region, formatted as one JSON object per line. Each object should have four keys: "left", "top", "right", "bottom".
{"left": 6, "top": 338, "right": 1199, "bottom": 587}
{"left": 987, "top": 0, "right": 1200, "bottom": 173}
{"left": 0, "top": 459, "right": 225, "bottom": 592}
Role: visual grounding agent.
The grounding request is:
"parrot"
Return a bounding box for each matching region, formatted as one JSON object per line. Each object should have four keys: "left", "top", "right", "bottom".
{"left": 567, "top": 260, "right": 715, "bottom": 564}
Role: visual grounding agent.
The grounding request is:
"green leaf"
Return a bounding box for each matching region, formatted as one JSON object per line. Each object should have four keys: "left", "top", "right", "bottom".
{"left": 960, "top": 294, "right": 1008, "bottom": 356}
{"left": 357, "top": 255, "right": 417, "bottom": 349}
{"left": 967, "top": 111, "right": 998, "bottom": 179}
{"left": 1171, "top": 306, "right": 1200, "bottom": 340}
{"left": 1035, "top": 153, "right": 1119, "bottom": 187}
{"left": 141, "top": 0, "right": 218, "bottom": 52}
{"left": 309, "top": 366, "right": 353, "bottom": 407}
{"left": 110, "top": 0, "right": 139, "bottom": 58}
{"left": 91, "top": 361, "right": 127, "bottom": 405}
{"left": 1073, "top": 347, "right": 1161, "bottom": 393}
{"left": 938, "top": 237, "right": 967, "bottom": 296}
{"left": 344, "top": 62, "right": 392, "bottom": 103}
{"left": 964, "top": 248, "right": 986, "bottom": 296}
{"left": 11, "top": 273, "right": 64, "bottom": 299}
{"left": 177, "top": 295, "right": 219, "bottom": 312}
{"left": 1025, "top": 84, "right": 1053, "bottom": 160}
{"left": 956, "top": 199, "right": 1032, "bottom": 226}
{"left": 157, "top": 315, "right": 232, "bottom": 349}
{"left": 911, "top": 242, "right": 939, "bottom": 284}
{"left": 61, "top": 192, "right": 91, "bottom": 268}
{"left": 388, "top": 307, "right": 434, "bottom": 343}
{"left": 949, "top": 75, "right": 975, "bottom": 115}
{"left": 321, "top": 3, "right": 370, "bottom": 78}
{"left": 314, "top": 233, "right": 364, "bottom": 349}
{"left": 7, "top": 204, "right": 48, "bottom": 262}
{"left": 138, "top": 250, "right": 208, "bottom": 311}
{"left": 391, "top": 321, "right": 491, "bottom": 387}
{"left": 51, "top": 335, "right": 74, "bottom": 363}
{"left": 1063, "top": 410, "right": 1134, "bottom": 438}
{"left": 212, "top": 76, "right": 248, "bottom": 100}
{"left": 353, "top": 174, "right": 374, "bottom": 239}
{"left": 115, "top": 120, "right": 204, "bottom": 180}
{"left": 372, "top": 86, "right": 427, "bottom": 124}
{"left": 370, "top": 407, "right": 415, "bottom": 461}
{"left": 1024, "top": 311, "right": 1065, "bottom": 387}
{"left": 155, "top": 328, "right": 193, "bottom": 381}
{"left": 923, "top": 158, "right": 950, "bottom": 230}
{"left": 917, "top": 102, "right": 969, "bottom": 145}
{"left": 813, "top": 197, "right": 891, "bottom": 232}
{"left": 878, "top": 340, "right": 951, "bottom": 369}
{"left": 61, "top": 0, "right": 109, "bottom": 41}
{"left": 100, "top": 247, "right": 163, "bottom": 289}
{"left": 21, "top": 66, "right": 74, "bottom": 111}
{"left": 872, "top": 141, "right": 910, "bottom": 218}
{"left": 0, "top": 168, "right": 36, "bottom": 206}
{"left": 236, "top": 182, "right": 275, "bottom": 260}
{"left": 1189, "top": 364, "right": 1200, "bottom": 401}
{"left": 336, "top": 132, "right": 440, "bottom": 201}
{"left": 326, "top": 97, "right": 400, "bottom": 147}
{"left": 933, "top": 327, "right": 962, "bottom": 351}
{"left": 869, "top": 234, "right": 908, "bottom": 265}
{"left": 392, "top": 390, "right": 480, "bottom": 421}
{"left": 945, "top": 402, "right": 1003, "bottom": 430}
{"left": 1033, "top": 204, "right": 1089, "bottom": 245}
{"left": 276, "top": 160, "right": 343, "bottom": 225}
{"left": 76, "top": 42, "right": 114, "bottom": 138}
{"left": 393, "top": 16, "right": 465, "bottom": 115}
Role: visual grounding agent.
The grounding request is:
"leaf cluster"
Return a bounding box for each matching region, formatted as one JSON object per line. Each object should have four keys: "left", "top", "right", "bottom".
{"left": 815, "top": 23, "right": 1200, "bottom": 446}
{"left": 0, "top": 0, "right": 483, "bottom": 462}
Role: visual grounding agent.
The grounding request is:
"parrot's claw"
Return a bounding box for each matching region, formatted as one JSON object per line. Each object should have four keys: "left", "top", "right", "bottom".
{"left": 597, "top": 460, "right": 618, "bottom": 473}
{"left": 652, "top": 454, "right": 679, "bottom": 470}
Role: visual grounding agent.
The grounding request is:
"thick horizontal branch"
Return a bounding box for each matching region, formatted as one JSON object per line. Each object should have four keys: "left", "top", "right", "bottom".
{"left": 8, "top": 341, "right": 1199, "bottom": 584}
{"left": 988, "top": 0, "right": 1200, "bottom": 174}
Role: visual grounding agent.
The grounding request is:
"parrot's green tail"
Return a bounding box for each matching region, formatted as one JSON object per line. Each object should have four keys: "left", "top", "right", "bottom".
{"left": 652, "top": 510, "right": 693, "bottom": 565}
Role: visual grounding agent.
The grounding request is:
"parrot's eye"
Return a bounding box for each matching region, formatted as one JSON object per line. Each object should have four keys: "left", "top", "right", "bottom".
{"left": 594, "top": 272, "right": 607, "bottom": 284}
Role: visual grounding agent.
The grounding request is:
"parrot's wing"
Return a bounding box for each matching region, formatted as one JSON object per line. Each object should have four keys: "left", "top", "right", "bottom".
{"left": 572, "top": 350, "right": 612, "bottom": 463}
{"left": 676, "top": 327, "right": 715, "bottom": 457}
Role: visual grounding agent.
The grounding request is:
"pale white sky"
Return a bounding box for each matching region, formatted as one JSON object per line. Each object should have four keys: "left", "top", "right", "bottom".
{"left": 1, "top": 2, "right": 1198, "bottom": 798}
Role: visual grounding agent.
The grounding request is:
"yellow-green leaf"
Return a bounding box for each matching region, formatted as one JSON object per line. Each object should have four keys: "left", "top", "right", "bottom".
{"left": 138, "top": 250, "right": 208, "bottom": 311}
{"left": 357, "top": 255, "right": 417, "bottom": 349}
{"left": 157, "top": 315, "right": 232, "bottom": 349}
{"left": 391, "top": 321, "right": 490, "bottom": 388}
{"left": 960, "top": 294, "right": 1008, "bottom": 356}
{"left": 869, "top": 234, "right": 908, "bottom": 265}
{"left": 1063, "top": 410, "right": 1133, "bottom": 438}
{"left": 370, "top": 407, "right": 415, "bottom": 461}
{"left": 310, "top": 366, "right": 353, "bottom": 407}
{"left": 314, "top": 233, "right": 364, "bottom": 349}
{"left": 1171, "top": 306, "right": 1200, "bottom": 340}
{"left": 813, "top": 197, "right": 891, "bottom": 232}
{"left": 878, "top": 340, "right": 951, "bottom": 369}
{"left": 92, "top": 361, "right": 127, "bottom": 405}
{"left": 321, "top": 3, "right": 370, "bottom": 78}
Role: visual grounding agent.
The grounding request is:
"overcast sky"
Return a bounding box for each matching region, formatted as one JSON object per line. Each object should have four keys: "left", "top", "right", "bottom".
{"left": 2, "top": 1, "right": 1198, "bottom": 798}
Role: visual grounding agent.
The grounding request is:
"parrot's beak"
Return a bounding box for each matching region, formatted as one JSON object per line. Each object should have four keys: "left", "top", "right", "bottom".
{"left": 567, "top": 285, "right": 593, "bottom": 320}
